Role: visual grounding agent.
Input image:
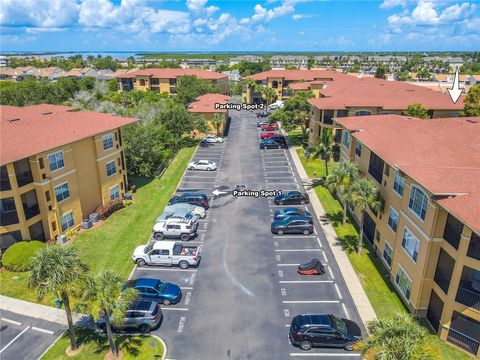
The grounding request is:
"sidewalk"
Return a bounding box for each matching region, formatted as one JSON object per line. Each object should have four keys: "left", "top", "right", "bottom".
{"left": 288, "top": 146, "right": 377, "bottom": 329}
{"left": 0, "top": 295, "right": 86, "bottom": 326}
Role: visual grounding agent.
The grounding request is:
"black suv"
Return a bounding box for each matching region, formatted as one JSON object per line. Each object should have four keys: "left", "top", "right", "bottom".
{"left": 290, "top": 314, "right": 362, "bottom": 351}
{"left": 274, "top": 191, "right": 309, "bottom": 205}
{"left": 260, "top": 138, "right": 287, "bottom": 149}
{"left": 271, "top": 216, "right": 313, "bottom": 235}
{"left": 169, "top": 193, "right": 209, "bottom": 209}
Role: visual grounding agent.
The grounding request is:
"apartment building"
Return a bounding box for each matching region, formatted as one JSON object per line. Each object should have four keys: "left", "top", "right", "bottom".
{"left": 307, "top": 75, "right": 464, "bottom": 145}
{"left": 269, "top": 55, "right": 309, "bottom": 69}
{"left": 242, "top": 69, "right": 348, "bottom": 104}
{"left": 115, "top": 68, "right": 229, "bottom": 95}
{"left": 335, "top": 114, "right": 480, "bottom": 357}
{"left": 0, "top": 104, "right": 138, "bottom": 249}
{"left": 188, "top": 93, "right": 230, "bottom": 136}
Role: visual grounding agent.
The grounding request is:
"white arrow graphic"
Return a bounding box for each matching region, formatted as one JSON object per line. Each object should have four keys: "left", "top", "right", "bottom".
{"left": 447, "top": 67, "right": 462, "bottom": 104}
{"left": 212, "top": 189, "right": 228, "bottom": 196}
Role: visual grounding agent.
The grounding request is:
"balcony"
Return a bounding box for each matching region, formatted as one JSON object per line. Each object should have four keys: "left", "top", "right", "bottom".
{"left": 434, "top": 249, "right": 454, "bottom": 294}
{"left": 1, "top": 165, "right": 11, "bottom": 191}
{"left": 467, "top": 233, "right": 480, "bottom": 260}
{"left": 447, "top": 312, "right": 480, "bottom": 355}
{"left": 435, "top": 269, "right": 452, "bottom": 295}
{"left": 456, "top": 282, "right": 480, "bottom": 311}
{"left": 13, "top": 159, "right": 33, "bottom": 188}
{"left": 443, "top": 214, "right": 463, "bottom": 250}
{"left": 282, "top": 89, "right": 293, "bottom": 97}
{"left": 21, "top": 189, "right": 40, "bottom": 221}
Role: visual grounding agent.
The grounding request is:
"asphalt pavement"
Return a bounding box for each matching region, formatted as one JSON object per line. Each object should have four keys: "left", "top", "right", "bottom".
{"left": 130, "top": 107, "right": 364, "bottom": 360}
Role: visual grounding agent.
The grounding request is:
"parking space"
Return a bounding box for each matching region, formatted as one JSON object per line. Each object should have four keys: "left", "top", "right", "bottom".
{"left": 0, "top": 310, "right": 63, "bottom": 360}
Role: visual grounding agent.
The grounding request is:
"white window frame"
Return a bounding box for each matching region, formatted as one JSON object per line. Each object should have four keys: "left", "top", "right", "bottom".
{"left": 387, "top": 206, "right": 399, "bottom": 233}
{"left": 102, "top": 133, "right": 114, "bottom": 150}
{"left": 408, "top": 185, "right": 428, "bottom": 221}
{"left": 48, "top": 150, "right": 65, "bottom": 172}
{"left": 54, "top": 182, "right": 70, "bottom": 203}
{"left": 401, "top": 227, "right": 420, "bottom": 262}
{"left": 109, "top": 184, "right": 120, "bottom": 200}
{"left": 355, "top": 142, "right": 362, "bottom": 158}
{"left": 382, "top": 241, "right": 393, "bottom": 268}
{"left": 61, "top": 210, "right": 74, "bottom": 232}
{"left": 342, "top": 131, "right": 350, "bottom": 149}
{"left": 393, "top": 171, "right": 405, "bottom": 197}
{"left": 354, "top": 110, "right": 372, "bottom": 116}
{"left": 106, "top": 160, "right": 117, "bottom": 177}
{"left": 395, "top": 265, "right": 412, "bottom": 301}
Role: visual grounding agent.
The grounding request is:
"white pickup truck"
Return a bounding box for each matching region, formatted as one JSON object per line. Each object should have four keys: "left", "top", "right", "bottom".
{"left": 132, "top": 241, "right": 201, "bottom": 269}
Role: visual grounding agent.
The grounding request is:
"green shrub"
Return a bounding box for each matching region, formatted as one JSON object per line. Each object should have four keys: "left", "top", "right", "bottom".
{"left": 2, "top": 241, "right": 45, "bottom": 271}
{"left": 95, "top": 199, "right": 125, "bottom": 220}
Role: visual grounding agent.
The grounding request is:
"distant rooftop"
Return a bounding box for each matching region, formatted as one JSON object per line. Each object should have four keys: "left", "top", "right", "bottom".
{"left": 114, "top": 68, "right": 228, "bottom": 80}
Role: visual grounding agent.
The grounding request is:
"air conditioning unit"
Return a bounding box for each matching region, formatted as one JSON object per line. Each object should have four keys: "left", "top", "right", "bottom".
{"left": 57, "top": 235, "right": 68, "bottom": 245}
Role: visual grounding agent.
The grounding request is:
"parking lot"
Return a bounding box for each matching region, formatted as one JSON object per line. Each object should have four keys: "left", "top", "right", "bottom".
{"left": 127, "top": 108, "right": 363, "bottom": 360}
{"left": 0, "top": 310, "right": 63, "bottom": 360}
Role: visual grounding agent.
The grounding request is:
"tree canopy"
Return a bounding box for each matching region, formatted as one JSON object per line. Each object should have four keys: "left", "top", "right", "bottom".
{"left": 175, "top": 75, "right": 218, "bottom": 105}
{"left": 402, "top": 103, "right": 430, "bottom": 119}
{"left": 461, "top": 84, "right": 480, "bottom": 117}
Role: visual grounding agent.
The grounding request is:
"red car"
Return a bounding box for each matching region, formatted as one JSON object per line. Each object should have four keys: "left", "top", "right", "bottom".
{"left": 261, "top": 124, "right": 279, "bottom": 131}
{"left": 260, "top": 131, "right": 280, "bottom": 139}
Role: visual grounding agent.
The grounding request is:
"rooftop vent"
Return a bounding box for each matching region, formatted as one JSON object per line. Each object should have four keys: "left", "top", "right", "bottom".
{"left": 7, "top": 118, "right": 20, "bottom": 122}
{"left": 466, "top": 119, "right": 478, "bottom": 124}
{"left": 42, "top": 112, "right": 53, "bottom": 115}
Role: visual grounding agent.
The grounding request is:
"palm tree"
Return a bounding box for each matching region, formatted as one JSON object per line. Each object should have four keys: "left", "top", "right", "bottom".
{"left": 28, "top": 245, "right": 88, "bottom": 351}
{"left": 262, "top": 86, "right": 277, "bottom": 106}
{"left": 305, "top": 129, "right": 334, "bottom": 177}
{"left": 211, "top": 113, "right": 225, "bottom": 136}
{"left": 356, "top": 313, "right": 438, "bottom": 359}
{"left": 244, "top": 77, "right": 256, "bottom": 101}
{"left": 324, "top": 161, "right": 359, "bottom": 225}
{"left": 351, "top": 178, "right": 380, "bottom": 254}
{"left": 81, "top": 270, "right": 137, "bottom": 357}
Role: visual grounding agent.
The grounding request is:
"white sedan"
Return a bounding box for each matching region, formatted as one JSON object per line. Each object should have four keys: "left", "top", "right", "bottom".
{"left": 201, "top": 136, "right": 223, "bottom": 143}
{"left": 188, "top": 160, "right": 217, "bottom": 171}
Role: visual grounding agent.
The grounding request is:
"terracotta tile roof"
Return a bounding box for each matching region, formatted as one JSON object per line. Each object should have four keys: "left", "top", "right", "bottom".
{"left": 336, "top": 114, "right": 480, "bottom": 233}
{"left": 244, "top": 69, "right": 348, "bottom": 81}
{"left": 115, "top": 68, "right": 228, "bottom": 80}
{"left": 0, "top": 104, "right": 139, "bottom": 165}
{"left": 188, "top": 93, "right": 230, "bottom": 113}
{"left": 289, "top": 82, "right": 312, "bottom": 90}
{"left": 309, "top": 76, "right": 464, "bottom": 110}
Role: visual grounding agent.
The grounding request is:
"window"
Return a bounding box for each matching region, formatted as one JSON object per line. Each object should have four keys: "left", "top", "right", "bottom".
{"left": 383, "top": 242, "right": 393, "bottom": 267}
{"left": 355, "top": 110, "right": 372, "bottom": 116}
{"left": 408, "top": 186, "right": 428, "bottom": 220}
{"left": 342, "top": 131, "right": 350, "bottom": 149}
{"left": 395, "top": 266, "right": 412, "bottom": 300}
{"left": 368, "top": 152, "right": 384, "bottom": 183}
{"left": 45, "top": 190, "right": 51, "bottom": 202}
{"left": 48, "top": 151, "right": 64, "bottom": 171}
{"left": 39, "top": 158, "right": 44, "bottom": 169}
{"left": 393, "top": 172, "right": 405, "bottom": 196}
{"left": 384, "top": 164, "right": 390, "bottom": 176}
{"left": 109, "top": 185, "right": 120, "bottom": 200}
{"left": 402, "top": 227, "right": 420, "bottom": 262}
{"left": 54, "top": 183, "right": 70, "bottom": 202}
{"left": 151, "top": 78, "right": 159, "bottom": 85}
{"left": 443, "top": 214, "right": 463, "bottom": 250}
{"left": 102, "top": 134, "right": 114, "bottom": 150}
{"left": 169, "top": 78, "right": 176, "bottom": 86}
{"left": 388, "top": 207, "right": 399, "bottom": 232}
{"left": 355, "top": 142, "right": 362, "bottom": 157}
{"left": 61, "top": 211, "right": 74, "bottom": 232}
{"left": 106, "top": 161, "right": 116, "bottom": 177}
{"left": 139, "top": 79, "right": 146, "bottom": 86}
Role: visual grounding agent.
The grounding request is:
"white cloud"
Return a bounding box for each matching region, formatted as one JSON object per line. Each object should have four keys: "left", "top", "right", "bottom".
{"left": 251, "top": 2, "right": 295, "bottom": 23}
{"left": 380, "top": 0, "right": 409, "bottom": 9}
{"left": 186, "top": 0, "right": 218, "bottom": 16}
{"left": 0, "top": 0, "right": 79, "bottom": 28}
{"left": 292, "top": 14, "right": 303, "bottom": 20}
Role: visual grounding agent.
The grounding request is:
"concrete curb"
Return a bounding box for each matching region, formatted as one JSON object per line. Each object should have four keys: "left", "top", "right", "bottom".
{"left": 151, "top": 334, "right": 168, "bottom": 360}
{"left": 287, "top": 145, "right": 377, "bottom": 329}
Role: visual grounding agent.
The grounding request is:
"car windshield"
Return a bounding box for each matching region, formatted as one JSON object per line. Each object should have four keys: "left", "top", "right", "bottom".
{"left": 144, "top": 244, "right": 153, "bottom": 254}
{"left": 156, "top": 281, "right": 167, "bottom": 293}
{"left": 331, "top": 315, "right": 347, "bottom": 334}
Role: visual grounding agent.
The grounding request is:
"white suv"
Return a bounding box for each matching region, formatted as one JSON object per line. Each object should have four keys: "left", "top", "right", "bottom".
{"left": 153, "top": 218, "right": 197, "bottom": 241}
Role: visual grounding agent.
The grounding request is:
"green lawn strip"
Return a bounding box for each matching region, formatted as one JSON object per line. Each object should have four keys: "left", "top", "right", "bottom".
{"left": 295, "top": 147, "right": 473, "bottom": 359}
{"left": 287, "top": 129, "right": 306, "bottom": 148}
{"left": 40, "top": 328, "right": 163, "bottom": 360}
{"left": 0, "top": 145, "right": 197, "bottom": 302}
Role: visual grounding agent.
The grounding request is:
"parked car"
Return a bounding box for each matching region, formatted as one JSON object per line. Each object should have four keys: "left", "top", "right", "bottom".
{"left": 271, "top": 216, "right": 313, "bottom": 235}
{"left": 156, "top": 210, "right": 199, "bottom": 226}
{"left": 256, "top": 120, "right": 270, "bottom": 128}
{"left": 261, "top": 124, "right": 278, "bottom": 131}
{"left": 289, "top": 314, "right": 362, "bottom": 351}
{"left": 123, "top": 278, "right": 182, "bottom": 306}
{"left": 169, "top": 192, "right": 209, "bottom": 209}
{"left": 260, "top": 131, "right": 280, "bottom": 140}
{"left": 201, "top": 136, "right": 223, "bottom": 143}
{"left": 260, "top": 138, "right": 286, "bottom": 149}
{"left": 96, "top": 300, "right": 162, "bottom": 334}
{"left": 257, "top": 111, "right": 271, "bottom": 118}
{"left": 153, "top": 218, "right": 197, "bottom": 241}
{"left": 188, "top": 160, "right": 217, "bottom": 171}
{"left": 274, "top": 191, "right": 309, "bottom": 205}
{"left": 274, "top": 207, "right": 312, "bottom": 220}
{"left": 132, "top": 241, "right": 200, "bottom": 269}
{"left": 164, "top": 203, "right": 206, "bottom": 219}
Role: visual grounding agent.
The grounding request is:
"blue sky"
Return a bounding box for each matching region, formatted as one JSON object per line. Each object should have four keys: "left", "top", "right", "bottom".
{"left": 0, "top": 0, "right": 479, "bottom": 52}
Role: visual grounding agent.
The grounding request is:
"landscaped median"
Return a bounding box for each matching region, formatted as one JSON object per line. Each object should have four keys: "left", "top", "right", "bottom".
{"left": 0, "top": 144, "right": 197, "bottom": 304}
{"left": 291, "top": 139, "right": 473, "bottom": 360}
{"left": 40, "top": 329, "right": 165, "bottom": 360}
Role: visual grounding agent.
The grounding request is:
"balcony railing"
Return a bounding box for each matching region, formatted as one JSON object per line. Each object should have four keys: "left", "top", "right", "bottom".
{"left": 447, "top": 328, "right": 480, "bottom": 355}
{"left": 456, "top": 284, "right": 480, "bottom": 311}
{"left": 444, "top": 222, "right": 462, "bottom": 250}
{"left": 434, "top": 268, "right": 451, "bottom": 295}
{"left": 323, "top": 117, "right": 334, "bottom": 125}
{"left": 368, "top": 164, "right": 383, "bottom": 184}
{"left": 23, "top": 204, "right": 40, "bottom": 220}
{"left": 467, "top": 237, "right": 480, "bottom": 260}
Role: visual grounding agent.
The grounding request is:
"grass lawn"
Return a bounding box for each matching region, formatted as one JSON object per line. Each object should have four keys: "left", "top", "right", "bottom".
{"left": 287, "top": 129, "right": 306, "bottom": 147}
{"left": 41, "top": 328, "right": 164, "bottom": 360}
{"left": 0, "top": 145, "right": 197, "bottom": 302}
{"left": 295, "top": 148, "right": 473, "bottom": 360}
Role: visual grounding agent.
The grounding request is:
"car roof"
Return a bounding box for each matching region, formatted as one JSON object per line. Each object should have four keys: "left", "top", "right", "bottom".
{"left": 181, "top": 192, "right": 207, "bottom": 197}
{"left": 283, "top": 215, "right": 309, "bottom": 222}
{"left": 131, "top": 278, "right": 161, "bottom": 288}
{"left": 128, "top": 300, "right": 156, "bottom": 312}
{"left": 297, "top": 314, "right": 332, "bottom": 327}
{"left": 284, "top": 191, "right": 301, "bottom": 196}
{"left": 280, "top": 207, "right": 301, "bottom": 212}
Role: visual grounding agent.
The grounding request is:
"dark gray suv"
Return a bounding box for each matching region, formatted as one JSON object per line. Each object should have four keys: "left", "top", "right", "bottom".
{"left": 97, "top": 300, "right": 162, "bottom": 333}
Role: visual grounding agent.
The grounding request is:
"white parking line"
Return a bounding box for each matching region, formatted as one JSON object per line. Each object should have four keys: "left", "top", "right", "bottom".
{"left": 137, "top": 268, "right": 198, "bottom": 272}
{"left": 334, "top": 284, "right": 343, "bottom": 299}
{"left": 322, "top": 251, "right": 328, "bottom": 263}
{"left": 282, "top": 300, "right": 340, "bottom": 304}
{"left": 180, "top": 286, "right": 193, "bottom": 290}
{"left": 290, "top": 353, "right": 360, "bottom": 357}
{"left": 342, "top": 303, "right": 350, "bottom": 319}
{"left": 0, "top": 326, "right": 30, "bottom": 354}
{"left": 163, "top": 308, "right": 189, "bottom": 311}
{"left": 272, "top": 235, "right": 318, "bottom": 239}
{"left": 279, "top": 280, "right": 334, "bottom": 284}
{"left": 31, "top": 326, "right": 55, "bottom": 335}
{"left": 277, "top": 263, "right": 299, "bottom": 266}
{"left": 1, "top": 317, "right": 21, "bottom": 326}
{"left": 328, "top": 266, "right": 334, "bottom": 279}
{"left": 275, "top": 249, "right": 322, "bottom": 252}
